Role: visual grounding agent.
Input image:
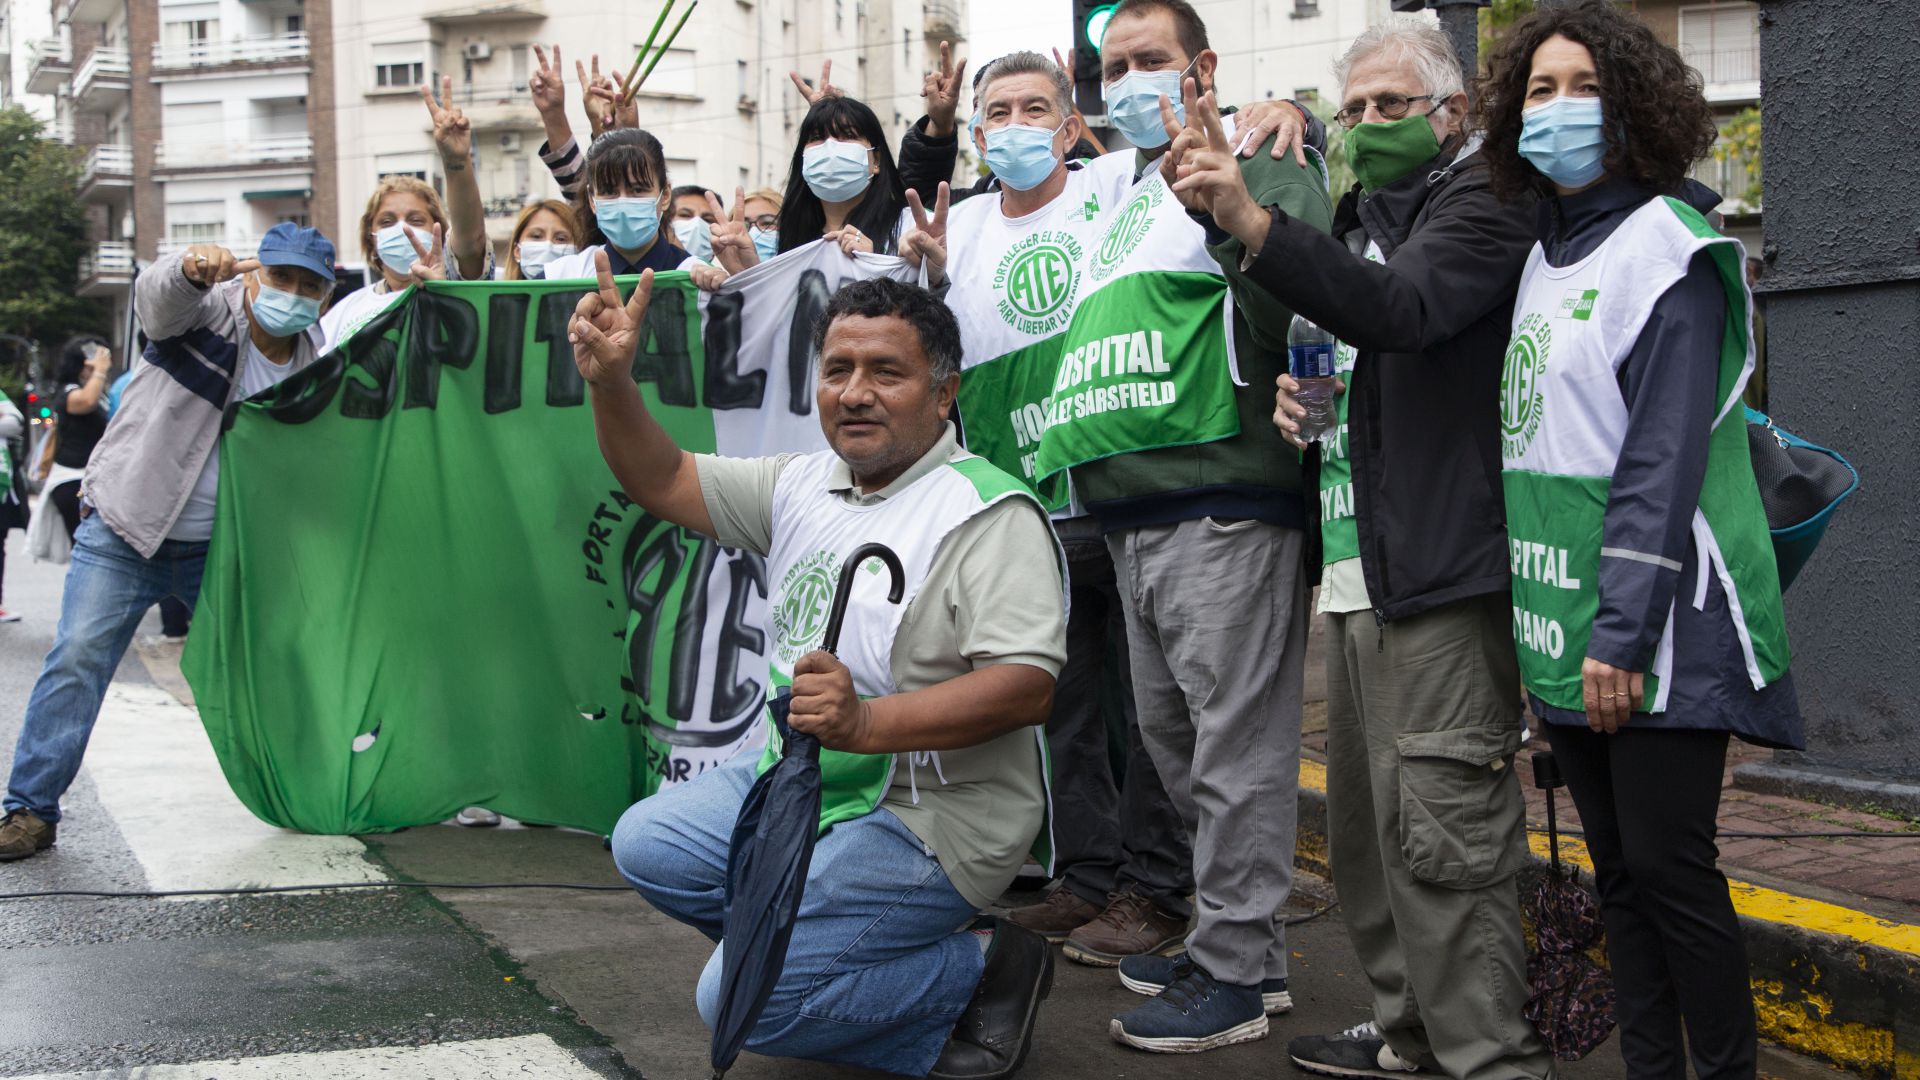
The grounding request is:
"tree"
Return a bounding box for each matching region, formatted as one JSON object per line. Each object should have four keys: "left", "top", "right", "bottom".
{"left": 1479, "top": 0, "right": 1536, "bottom": 71}
{"left": 1302, "top": 96, "right": 1357, "bottom": 199}
{"left": 1712, "top": 105, "right": 1762, "bottom": 209}
{"left": 0, "top": 107, "right": 107, "bottom": 372}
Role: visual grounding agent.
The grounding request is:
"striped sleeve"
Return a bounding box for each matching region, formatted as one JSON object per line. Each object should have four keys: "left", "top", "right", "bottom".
{"left": 540, "top": 137, "right": 585, "bottom": 200}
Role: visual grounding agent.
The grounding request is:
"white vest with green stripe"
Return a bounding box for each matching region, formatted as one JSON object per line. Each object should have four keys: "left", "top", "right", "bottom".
{"left": 1500, "top": 195, "right": 1790, "bottom": 713}
{"left": 760, "top": 447, "right": 1064, "bottom": 867}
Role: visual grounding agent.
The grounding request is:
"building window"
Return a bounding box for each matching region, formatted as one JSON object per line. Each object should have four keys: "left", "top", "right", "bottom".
{"left": 169, "top": 200, "right": 227, "bottom": 247}
{"left": 1678, "top": 2, "right": 1760, "bottom": 88}
{"left": 376, "top": 61, "right": 425, "bottom": 87}
{"left": 372, "top": 42, "right": 430, "bottom": 90}
{"left": 285, "top": 14, "right": 303, "bottom": 35}
{"left": 1292, "top": 0, "right": 1319, "bottom": 15}
{"left": 631, "top": 46, "right": 696, "bottom": 96}
{"left": 163, "top": 18, "right": 219, "bottom": 62}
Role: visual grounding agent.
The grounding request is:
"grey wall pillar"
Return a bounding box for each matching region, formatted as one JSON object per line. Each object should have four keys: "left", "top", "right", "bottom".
{"left": 1735, "top": 0, "right": 1920, "bottom": 812}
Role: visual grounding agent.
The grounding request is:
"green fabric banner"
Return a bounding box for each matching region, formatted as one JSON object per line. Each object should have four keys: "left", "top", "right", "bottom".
{"left": 183, "top": 244, "right": 915, "bottom": 835}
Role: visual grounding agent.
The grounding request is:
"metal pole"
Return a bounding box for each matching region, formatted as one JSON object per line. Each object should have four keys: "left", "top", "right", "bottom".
{"left": 1430, "top": 0, "right": 1481, "bottom": 91}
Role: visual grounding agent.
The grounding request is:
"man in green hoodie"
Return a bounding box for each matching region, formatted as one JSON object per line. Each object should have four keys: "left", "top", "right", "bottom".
{"left": 1060, "top": 0, "right": 1334, "bottom": 1055}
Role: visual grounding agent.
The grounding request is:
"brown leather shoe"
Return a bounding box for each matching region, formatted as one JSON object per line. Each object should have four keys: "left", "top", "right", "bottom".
{"left": 0, "top": 809, "right": 55, "bottom": 861}
{"left": 1063, "top": 891, "right": 1189, "bottom": 968}
{"left": 1003, "top": 886, "right": 1102, "bottom": 942}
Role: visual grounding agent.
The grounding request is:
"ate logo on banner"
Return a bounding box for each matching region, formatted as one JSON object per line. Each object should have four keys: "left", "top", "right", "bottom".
{"left": 994, "top": 231, "right": 1084, "bottom": 336}
{"left": 1090, "top": 183, "right": 1163, "bottom": 282}
{"left": 773, "top": 550, "right": 840, "bottom": 663}
{"left": 1502, "top": 312, "right": 1552, "bottom": 460}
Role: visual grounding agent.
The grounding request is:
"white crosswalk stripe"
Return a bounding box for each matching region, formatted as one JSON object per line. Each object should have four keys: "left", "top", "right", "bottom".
{"left": 13, "top": 1034, "right": 606, "bottom": 1078}
{"left": 84, "top": 681, "right": 387, "bottom": 893}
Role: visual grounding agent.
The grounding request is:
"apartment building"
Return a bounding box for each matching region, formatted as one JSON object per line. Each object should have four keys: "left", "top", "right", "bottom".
{"left": 3, "top": 0, "right": 57, "bottom": 117}
{"left": 329, "top": 0, "right": 967, "bottom": 270}
{"left": 1630, "top": 0, "right": 1761, "bottom": 249}
{"left": 28, "top": 0, "right": 333, "bottom": 349}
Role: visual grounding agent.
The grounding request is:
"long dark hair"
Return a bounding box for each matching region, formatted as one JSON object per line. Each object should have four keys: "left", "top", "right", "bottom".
{"left": 580, "top": 128, "right": 673, "bottom": 250}
{"left": 1473, "top": 0, "right": 1718, "bottom": 203}
{"left": 57, "top": 335, "right": 107, "bottom": 386}
{"left": 778, "top": 97, "right": 907, "bottom": 255}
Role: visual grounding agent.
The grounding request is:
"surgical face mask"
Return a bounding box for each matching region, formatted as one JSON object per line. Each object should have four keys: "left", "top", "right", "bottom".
{"left": 249, "top": 276, "right": 321, "bottom": 337}
{"left": 802, "top": 139, "right": 874, "bottom": 204}
{"left": 595, "top": 196, "right": 662, "bottom": 252}
{"left": 516, "top": 239, "right": 575, "bottom": 279}
{"left": 1346, "top": 110, "right": 1443, "bottom": 192}
{"left": 750, "top": 226, "right": 779, "bottom": 261}
{"left": 984, "top": 121, "right": 1064, "bottom": 192}
{"left": 375, "top": 222, "right": 429, "bottom": 277}
{"left": 1103, "top": 58, "right": 1197, "bottom": 150}
{"left": 673, "top": 217, "right": 713, "bottom": 262}
{"left": 1519, "top": 95, "right": 1607, "bottom": 190}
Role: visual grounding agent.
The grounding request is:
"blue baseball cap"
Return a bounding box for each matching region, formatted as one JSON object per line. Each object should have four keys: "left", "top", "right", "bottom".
{"left": 255, "top": 222, "right": 337, "bottom": 283}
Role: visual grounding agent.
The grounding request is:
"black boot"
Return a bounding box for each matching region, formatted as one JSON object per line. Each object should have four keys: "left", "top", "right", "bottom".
{"left": 928, "top": 919, "right": 1055, "bottom": 1080}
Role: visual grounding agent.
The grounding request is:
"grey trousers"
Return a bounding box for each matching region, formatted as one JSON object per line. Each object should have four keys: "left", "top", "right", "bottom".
{"left": 1107, "top": 518, "right": 1305, "bottom": 987}
{"left": 1324, "top": 593, "right": 1554, "bottom": 1079}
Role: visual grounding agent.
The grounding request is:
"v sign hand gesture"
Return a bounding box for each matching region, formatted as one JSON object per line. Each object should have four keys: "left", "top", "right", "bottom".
{"left": 570, "top": 252, "right": 656, "bottom": 388}
{"left": 921, "top": 41, "right": 969, "bottom": 138}
{"left": 788, "top": 60, "right": 840, "bottom": 106}
{"left": 423, "top": 77, "right": 473, "bottom": 166}
{"left": 707, "top": 186, "right": 758, "bottom": 273}
{"left": 1170, "top": 88, "right": 1270, "bottom": 251}
{"left": 900, "top": 182, "right": 951, "bottom": 285}
{"left": 530, "top": 44, "right": 566, "bottom": 119}
{"left": 403, "top": 222, "right": 450, "bottom": 282}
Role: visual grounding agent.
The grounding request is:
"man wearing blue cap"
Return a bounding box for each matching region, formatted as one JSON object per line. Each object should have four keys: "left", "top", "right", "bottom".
{"left": 0, "top": 223, "right": 337, "bottom": 861}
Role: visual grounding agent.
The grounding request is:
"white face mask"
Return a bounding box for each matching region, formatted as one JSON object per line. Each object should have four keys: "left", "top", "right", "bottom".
{"left": 672, "top": 217, "right": 713, "bottom": 262}
{"left": 516, "top": 239, "right": 576, "bottom": 279}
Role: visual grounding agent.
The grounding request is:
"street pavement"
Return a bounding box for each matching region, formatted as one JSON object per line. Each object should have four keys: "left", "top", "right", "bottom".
{"left": 0, "top": 534, "right": 1849, "bottom": 1079}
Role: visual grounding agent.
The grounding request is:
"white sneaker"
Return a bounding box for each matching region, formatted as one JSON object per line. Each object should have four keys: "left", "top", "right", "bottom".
{"left": 0, "top": 609, "right": 20, "bottom": 624}
{"left": 455, "top": 806, "right": 501, "bottom": 827}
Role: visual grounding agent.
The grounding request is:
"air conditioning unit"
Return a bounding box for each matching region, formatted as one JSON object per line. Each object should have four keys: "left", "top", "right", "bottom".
{"left": 463, "top": 42, "right": 492, "bottom": 61}
{"left": 497, "top": 131, "right": 522, "bottom": 152}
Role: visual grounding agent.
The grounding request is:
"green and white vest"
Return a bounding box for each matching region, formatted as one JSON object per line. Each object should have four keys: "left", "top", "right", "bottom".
{"left": 1500, "top": 195, "right": 1789, "bottom": 712}
{"left": 950, "top": 155, "right": 1139, "bottom": 514}
{"left": 760, "top": 448, "right": 1064, "bottom": 867}
{"left": 1033, "top": 165, "right": 1242, "bottom": 481}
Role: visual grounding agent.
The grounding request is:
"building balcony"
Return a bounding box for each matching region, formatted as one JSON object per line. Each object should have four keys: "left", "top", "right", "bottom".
{"left": 923, "top": 0, "right": 962, "bottom": 38}
{"left": 73, "top": 46, "right": 131, "bottom": 111}
{"left": 157, "top": 235, "right": 262, "bottom": 259}
{"left": 78, "top": 240, "right": 134, "bottom": 297}
{"left": 66, "top": 0, "right": 121, "bottom": 25}
{"left": 155, "top": 133, "right": 313, "bottom": 171}
{"left": 77, "top": 143, "right": 133, "bottom": 201}
{"left": 26, "top": 38, "right": 70, "bottom": 95}
{"left": 42, "top": 119, "right": 76, "bottom": 145}
{"left": 1688, "top": 45, "right": 1760, "bottom": 103}
{"left": 151, "top": 33, "right": 309, "bottom": 71}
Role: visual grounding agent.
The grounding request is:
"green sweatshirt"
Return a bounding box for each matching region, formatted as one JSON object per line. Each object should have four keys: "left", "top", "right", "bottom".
{"left": 1073, "top": 128, "right": 1335, "bottom": 533}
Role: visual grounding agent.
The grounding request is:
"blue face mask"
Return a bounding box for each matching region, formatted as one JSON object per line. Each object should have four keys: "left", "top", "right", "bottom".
{"left": 1519, "top": 95, "right": 1607, "bottom": 190}
{"left": 249, "top": 276, "right": 321, "bottom": 337}
{"left": 375, "top": 222, "right": 428, "bottom": 277}
{"left": 596, "top": 196, "right": 662, "bottom": 252}
{"left": 673, "top": 217, "right": 713, "bottom": 262}
{"left": 802, "top": 139, "right": 874, "bottom": 204}
{"left": 984, "top": 121, "right": 1064, "bottom": 191}
{"left": 750, "top": 226, "right": 779, "bottom": 261}
{"left": 1103, "top": 59, "right": 1196, "bottom": 150}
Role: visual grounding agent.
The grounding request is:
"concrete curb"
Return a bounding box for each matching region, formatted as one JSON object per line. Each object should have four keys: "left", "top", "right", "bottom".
{"left": 1293, "top": 756, "right": 1920, "bottom": 1078}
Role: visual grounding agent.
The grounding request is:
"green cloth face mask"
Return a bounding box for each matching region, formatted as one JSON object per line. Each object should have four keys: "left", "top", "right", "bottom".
{"left": 1346, "top": 112, "right": 1442, "bottom": 193}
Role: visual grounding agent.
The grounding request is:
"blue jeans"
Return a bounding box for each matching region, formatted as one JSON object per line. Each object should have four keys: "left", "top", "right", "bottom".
{"left": 611, "top": 754, "right": 984, "bottom": 1076}
{"left": 5, "top": 513, "right": 208, "bottom": 822}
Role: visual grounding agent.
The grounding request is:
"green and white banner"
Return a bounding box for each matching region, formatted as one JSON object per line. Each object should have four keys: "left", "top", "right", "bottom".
{"left": 183, "top": 241, "right": 915, "bottom": 835}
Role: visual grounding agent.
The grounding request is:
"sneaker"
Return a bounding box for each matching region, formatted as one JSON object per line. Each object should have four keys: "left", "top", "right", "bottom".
{"left": 160, "top": 632, "right": 187, "bottom": 644}
{"left": 0, "top": 609, "right": 20, "bottom": 623}
{"left": 1109, "top": 955, "right": 1267, "bottom": 1054}
{"left": 1288, "top": 1021, "right": 1428, "bottom": 1077}
{"left": 928, "top": 920, "right": 1055, "bottom": 1080}
{"left": 1003, "top": 886, "right": 1102, "bottom": 942}
{"left": 1118, "top": 953, "right": 1293, "bottom": 1014}
{"left": 1063, "top": 890, "right": 1189, "bottom": 967}
{"left": 0, "top": 809, "right": 56, "bottom": 861}
{"left": 455, "top": 806, "right": 502, "bottom": 827}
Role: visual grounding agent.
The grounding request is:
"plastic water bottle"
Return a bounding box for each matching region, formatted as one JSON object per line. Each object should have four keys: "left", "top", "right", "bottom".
{"left": 1287, "top": 314, "right": 1337, "bottom": 445}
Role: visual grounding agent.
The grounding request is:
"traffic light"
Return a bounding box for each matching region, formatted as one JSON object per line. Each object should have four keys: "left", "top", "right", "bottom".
{"left": 1070, "top": 0, "right": 1114, "bottom": 116}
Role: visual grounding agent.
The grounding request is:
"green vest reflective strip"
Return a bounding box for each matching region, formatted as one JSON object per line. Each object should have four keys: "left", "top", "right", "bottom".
{"left": 760, "top": 449, "right": 1065, "bottom": 869}
{"left": 1500, "top": 196, "right": 1789, "bottom": 712}
{"left": 950, "top": 156, "right": 1138, "bottom": 514}
{"left": 1033, "top": 170, "right": 1241, "bottom": 481}
{"left": 1316, "top": 240, "right": 1380, "bottom": 567}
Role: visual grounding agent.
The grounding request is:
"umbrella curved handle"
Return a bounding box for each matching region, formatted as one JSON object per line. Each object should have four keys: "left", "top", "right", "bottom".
{"left": 819, "top": 542, "right": 904, "bottom": 656}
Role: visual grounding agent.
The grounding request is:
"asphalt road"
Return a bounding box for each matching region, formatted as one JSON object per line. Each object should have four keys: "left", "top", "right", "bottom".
{"left": 0, "top": 533, "right": 1849, "bottom": 1079}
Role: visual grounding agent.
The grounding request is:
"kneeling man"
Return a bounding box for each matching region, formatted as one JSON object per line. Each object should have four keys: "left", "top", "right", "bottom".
{"left": 574, "top": 254, "right": 1065, "bottom": 1080}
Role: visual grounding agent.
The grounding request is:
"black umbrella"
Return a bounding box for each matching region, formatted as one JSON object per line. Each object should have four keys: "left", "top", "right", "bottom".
{"left": 709, "top": 542, "right": 906, "bottom": 1079}
{"left": 1522, "top": 750, "right": 1617, "bottom": 1060}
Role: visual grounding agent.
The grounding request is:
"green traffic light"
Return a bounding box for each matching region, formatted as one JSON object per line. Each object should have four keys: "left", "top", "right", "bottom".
{"left": 38, "top": 407, "right": 51, "bottom": 418}
{"left": 1085, "top": 4, "right": 1115, "bottom": 52}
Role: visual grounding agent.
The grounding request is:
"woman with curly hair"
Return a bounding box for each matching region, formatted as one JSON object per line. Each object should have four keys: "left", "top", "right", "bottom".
{"left": 1476, "top": 3, "right": 1800, "bottom": 1076}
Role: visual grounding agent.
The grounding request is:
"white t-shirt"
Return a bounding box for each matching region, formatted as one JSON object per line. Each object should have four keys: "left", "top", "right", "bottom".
{"left": 166, "top": 341, "right": 297, "bottom": 542}
{"left": 318, "top": 284, "right": 403, "bottom": 353}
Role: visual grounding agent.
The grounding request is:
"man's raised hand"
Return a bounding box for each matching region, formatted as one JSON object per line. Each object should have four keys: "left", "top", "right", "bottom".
{"left": 180, "top": 245, "right": 259, "bottom": 286}
{"left": 1171, "top": 88, "right": 1265, "bottom": 245}
{"left": 569, "top": 251, "right": 655, "bottom": 387}
{"left": 922, "top": 41, "right": 969, "bottom": 137}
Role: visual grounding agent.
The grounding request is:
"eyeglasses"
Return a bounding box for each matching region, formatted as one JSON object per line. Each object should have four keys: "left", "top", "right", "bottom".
{"left": 1334, "top": 94, "right": 1435, "bottom": 129}
{"left": 748, "top": 214, "right": 779, "bottom": 231}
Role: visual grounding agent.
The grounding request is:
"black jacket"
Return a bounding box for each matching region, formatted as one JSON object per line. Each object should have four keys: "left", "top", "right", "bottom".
{"left": 1238, "top": 135, "right": 1537, "bottom": 622}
